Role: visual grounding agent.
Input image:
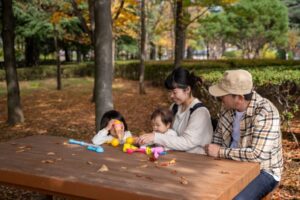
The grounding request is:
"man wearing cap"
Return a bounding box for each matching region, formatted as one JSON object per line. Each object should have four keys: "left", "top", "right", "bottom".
{"left": 205, "top": 69, "right": 283, "bottom": 199}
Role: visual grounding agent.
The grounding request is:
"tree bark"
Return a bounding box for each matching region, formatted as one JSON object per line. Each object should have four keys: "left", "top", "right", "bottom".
{"left": 186, "top": 46, "right": 193, "bottom": 59}
{"left": 174, "top": 0, "right": 185, "bottom": 68}
{"left": 150, "top": 42, "right": 156, "bottom": 60}
{"left": 139, "top": 0, "right": 146, "bottom": 94}
{"left": 25, "top": 37, "right": 40, "bottom": 67}
{"left": 1, "top": 0, "right": 24, "bottom": 125}
{"left": 54, "top": 25, "right": 62, "bottom": 90}
{"left": 76, "top": 46, "right": 82, "bottom": 63}
{"left": 94, "top": 0, "right": 113, "bottom": 132}
{"left": 64, "top": 45, "right": 71, "bottom": 62}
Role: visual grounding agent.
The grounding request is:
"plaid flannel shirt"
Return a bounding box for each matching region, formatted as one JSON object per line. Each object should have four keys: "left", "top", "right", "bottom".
{"left": 213, "top": 91, "right": 283, "bottom": 179}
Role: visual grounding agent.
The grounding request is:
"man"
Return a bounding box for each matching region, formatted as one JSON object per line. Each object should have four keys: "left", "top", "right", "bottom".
{"left": 205, "top": 69, "right": 283, "bottom": 200}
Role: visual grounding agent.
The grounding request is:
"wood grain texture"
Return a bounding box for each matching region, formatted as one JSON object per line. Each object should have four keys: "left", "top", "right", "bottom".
{"left": 0, "top": 136, "right": 260, "bottom": 200}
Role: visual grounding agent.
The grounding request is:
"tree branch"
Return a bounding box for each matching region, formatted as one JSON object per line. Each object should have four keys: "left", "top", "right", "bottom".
{"left": 184, "top": 7, "right": 209, "bottom": 28}
{"left": 113, "top": 0, "right": 125, "bottom": 23}
{"left": 70, "top": 0, "right": 93, "bottom": 42}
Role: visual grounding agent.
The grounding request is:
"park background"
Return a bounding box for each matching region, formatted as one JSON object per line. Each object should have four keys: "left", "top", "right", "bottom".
{"left": 0, "top": 0, "right": 299, "bottom": 199}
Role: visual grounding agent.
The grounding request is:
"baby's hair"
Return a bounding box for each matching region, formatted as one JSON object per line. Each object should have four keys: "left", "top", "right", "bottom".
{"left": 100, "top": 110, "right": 128, "bottom": 131}
{"left": 151, "top": 108, "right": 173, "bottom": 126}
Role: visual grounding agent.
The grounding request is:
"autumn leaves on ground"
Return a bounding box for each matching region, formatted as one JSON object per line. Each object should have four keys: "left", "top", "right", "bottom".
{"left": 0, "top": 78, "right": 299, "bottom": 199}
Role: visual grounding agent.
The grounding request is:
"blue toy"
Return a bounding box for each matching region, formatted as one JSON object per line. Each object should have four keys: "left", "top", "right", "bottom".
{"left": 69, "top": 139, "right": 104, "bottom": 153}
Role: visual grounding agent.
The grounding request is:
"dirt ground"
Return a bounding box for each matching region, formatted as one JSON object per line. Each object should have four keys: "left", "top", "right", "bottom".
{"left": 0, "top": 78, "right": 299, "bottom": 199}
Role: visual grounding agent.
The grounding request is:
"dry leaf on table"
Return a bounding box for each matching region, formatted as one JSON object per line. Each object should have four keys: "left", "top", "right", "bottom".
{"left": 97, "top": 164, "right": 109, "bottom": 172}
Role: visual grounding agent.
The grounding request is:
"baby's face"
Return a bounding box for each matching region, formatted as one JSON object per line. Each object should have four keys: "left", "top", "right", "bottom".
{"left": 151, "top": 116, "right": 170, "bottom": 133}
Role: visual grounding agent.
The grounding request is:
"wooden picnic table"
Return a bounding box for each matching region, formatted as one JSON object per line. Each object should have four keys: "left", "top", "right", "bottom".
{"left": 0, "top": 135, "right": 259, "bottom": 200}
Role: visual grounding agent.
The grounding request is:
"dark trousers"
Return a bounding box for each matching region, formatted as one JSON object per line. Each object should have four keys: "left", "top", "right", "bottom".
{"left": 233, "top": 170, "right": 279, "bottom": 200}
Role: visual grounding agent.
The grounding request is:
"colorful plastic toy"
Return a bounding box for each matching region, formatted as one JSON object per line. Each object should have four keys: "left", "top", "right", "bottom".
{"left": 69, "top": 139, "right": 104, "bottom": 153}
{"left": 123, "top": 144, "right": 166, "bottom": 159}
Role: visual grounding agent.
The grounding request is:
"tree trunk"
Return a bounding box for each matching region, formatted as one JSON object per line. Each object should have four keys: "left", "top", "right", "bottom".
{"left": 150, "top": 42, "right": 156, "bottom": 60}
{"left": 64, "top": 45, "right": 71, "bottom": 62}
{"left": 139, "top": 0, "right": 146, "bottom": 94}
{"left": 174, "top": 0, "right": 185, "bottom": 68}
{"left": 88, "top": 0, "right": 95, "bottom": 43}
{"left": 158, "top": 46, "right": 162, "bottom": 60}
{"left": 54, "top": 25, "right": 62, "bottom": 90}
{"left": 76, "top": 47, "right": 82, "bottom": 63}
{"left": 206, "top": 42, "right": 210, "bottom": 59}
{"left": 186, "top": 46, "right": 193, "bottom": 59}
{"left": 25, "top": 37, "right": 40, "bottom": 67}
{"left": 1, "top": 0, "right": 24, "bottom": 125}
{"left": 94, "top": 0, "right": 113, "bottom": 132}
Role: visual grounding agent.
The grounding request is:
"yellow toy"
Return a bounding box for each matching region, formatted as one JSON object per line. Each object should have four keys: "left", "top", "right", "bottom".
{"left": 125, "top": 137, "right": 135, "bottom": 145}
{"left": 111, "top": 138, "right": 120, "bottom": 147}
{"left": 123, "top": 143, "right": 138, "bottom": 153}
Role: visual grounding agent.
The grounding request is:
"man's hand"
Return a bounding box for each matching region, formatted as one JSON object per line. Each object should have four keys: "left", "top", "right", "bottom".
{"left": 137, "top": 133, "right": 154, "bottom": 145}
{"left": 205, "top": 144, "right": 221, "bottom": 158}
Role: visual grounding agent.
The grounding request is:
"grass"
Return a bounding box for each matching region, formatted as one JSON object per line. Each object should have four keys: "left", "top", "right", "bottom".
{"left": 0, "top": 77, "right": 95, "bottom": 98}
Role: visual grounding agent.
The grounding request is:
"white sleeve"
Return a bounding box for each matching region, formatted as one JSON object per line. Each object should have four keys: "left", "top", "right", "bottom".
{"left": 120, "top": 131, "right": 133, "bottom": 144}
{"left": 154, "top": 108, "right": 213, "bottom": 151}
{"left": 92, "top": 129, "right": 114, "bottom": 145}
{"left": 164, "top": 129, "right": 177, "bottom": 137}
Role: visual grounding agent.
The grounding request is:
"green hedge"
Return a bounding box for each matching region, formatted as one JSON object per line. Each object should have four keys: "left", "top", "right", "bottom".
{"left": 0, "top": 60, "right": 300, "bottom": 87}
{"left": 114, "top": 60, "right": 300, "bottom": 86}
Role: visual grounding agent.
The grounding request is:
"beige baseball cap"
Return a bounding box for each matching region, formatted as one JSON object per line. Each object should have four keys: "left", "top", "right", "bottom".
{"left": 209, "top": 69, "right": 253, "bottom": 97}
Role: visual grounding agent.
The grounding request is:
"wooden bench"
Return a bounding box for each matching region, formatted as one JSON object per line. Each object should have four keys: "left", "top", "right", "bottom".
{"left": 0, "top": 135, "right": 260, "bottom": 199}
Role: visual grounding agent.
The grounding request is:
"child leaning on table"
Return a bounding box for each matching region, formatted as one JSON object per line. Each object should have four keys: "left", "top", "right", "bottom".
{"left": 92, "top": 110, "right": 132, "bottom": 145}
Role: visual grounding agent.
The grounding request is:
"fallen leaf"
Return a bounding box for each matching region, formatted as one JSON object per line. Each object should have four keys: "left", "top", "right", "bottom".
{"left": 169, "top": 159, "right": 176, "bottom": 165}
{"left": 171, "top": 170, "right": 177, "bottom": 175}
{"left": 139, "top": 164, "right": 148, "bottom": 168}
{"left": 87, "top": 161, "right": 93, "bottom": 165}
{"left": 159, "top": 158, "right": 176, "bottom": 167}
{"left": 121, "top": 166, "right": 127, "bottom": 170}
{"left": 180, "top": 176, "right": 188, "bottom": 185}
{"left": 97, "top": 164, "right": 109, "bottom": 172}
{"left": 15, "top": 149, "right": 26, "bottom": 153}
{"left": 56, "top": 157, "right": 62, "bottom": 161}
{"left": 41, "top": 160, "right": 55, "bottom": 164}
{"left": 47, "top": 152, "right": 56, "bottom": 156}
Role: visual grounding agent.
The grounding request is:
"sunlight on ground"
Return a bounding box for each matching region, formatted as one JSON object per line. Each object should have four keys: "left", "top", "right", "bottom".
{"left": 0, "top": 78, "right": 129, "bottom": 97}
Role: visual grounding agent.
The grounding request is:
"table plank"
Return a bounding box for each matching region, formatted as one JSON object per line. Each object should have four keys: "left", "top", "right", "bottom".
{"left": 0, "top": 135, "right": 259, "bottom": 200}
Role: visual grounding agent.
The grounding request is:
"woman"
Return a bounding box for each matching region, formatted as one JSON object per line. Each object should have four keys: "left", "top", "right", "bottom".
{"left": 138, "top": 67, "right": 213, "bottom": 154}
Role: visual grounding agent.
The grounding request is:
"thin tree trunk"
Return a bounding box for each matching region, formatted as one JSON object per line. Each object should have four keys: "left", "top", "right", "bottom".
{"left": 150, "top": 42, "right": 156, "bottom": 60}
{"left": 186, "top": 46, "right": 193, "bottom": 59}
{"left": 94, "top": 0, "right": 113, "bottom": 132}
{"left": 25, "top": 37, "right": 40, "bottom": 67}
{"left": 174, "top": 0, "right": 185, "bottom": 68}
{"left": 64, "top": 45, "right": 71, "bottom": 62}
{"left": 76, "top": 47, "right": 82, "bottom": 63}
{"left": 139, "top": 0, "right": 146, "bottom": 94}
{"left": 54, "top": 25, "right": 62, "bottom": 90}
{"left": 1, "top": 0, "right": 24, "bottom": 125}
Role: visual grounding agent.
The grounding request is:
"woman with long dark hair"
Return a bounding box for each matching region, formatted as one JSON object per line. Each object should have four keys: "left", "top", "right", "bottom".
{"left": 138, "top": 67, "right": 213, "bottom": 154}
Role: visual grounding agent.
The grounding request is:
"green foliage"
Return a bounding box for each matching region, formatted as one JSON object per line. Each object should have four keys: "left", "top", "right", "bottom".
{"left": 198, "top": 0, "right": 289, "bottom": 58}
{"left": 1, "top": 60, "right": 300, "bottom": 86}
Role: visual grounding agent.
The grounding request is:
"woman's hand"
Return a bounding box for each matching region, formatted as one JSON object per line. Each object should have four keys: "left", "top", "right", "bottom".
{"left": 137, "top": 133, "right": 155, "bottom": 145}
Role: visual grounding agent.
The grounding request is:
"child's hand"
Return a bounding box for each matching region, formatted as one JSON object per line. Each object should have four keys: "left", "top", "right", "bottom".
{"left": 105, "top": 119, "right": 115, "bottom": 131}
{"left": 137, "top": 133, "right": 154, "bottom": 145}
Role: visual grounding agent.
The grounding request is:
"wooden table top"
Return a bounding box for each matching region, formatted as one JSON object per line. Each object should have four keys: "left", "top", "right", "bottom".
{"left": 0, "top": 135, "right": 259, "bottom": 200}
